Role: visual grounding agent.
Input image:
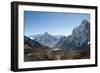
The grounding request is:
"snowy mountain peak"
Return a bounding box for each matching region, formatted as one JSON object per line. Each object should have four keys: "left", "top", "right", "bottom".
{"left": 54, "top": 19, "right": 90, "bottom": 49}
{"left": 29, "top": 32, "right": 61, "bottom": 48}
{"left": 44, "top": 32, "right": 49, "bottom": 35}
{"left": 81, "top": 19, "right": 89, "bottom": 25}
{"left": 73, "top": 19, "right": 90, "bottom": 34}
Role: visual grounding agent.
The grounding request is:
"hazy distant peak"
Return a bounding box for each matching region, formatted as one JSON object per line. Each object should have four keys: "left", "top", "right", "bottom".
{"left": 29, "top": 32, "right": 62, "bottom": 48}
{"left": 44, "top": 32, "right": 49, "bottom": 35}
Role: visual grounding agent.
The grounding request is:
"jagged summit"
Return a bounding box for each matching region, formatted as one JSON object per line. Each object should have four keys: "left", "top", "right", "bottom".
{"left": 81, "top": 19, "right": 89, "bottom": 25}
{"left": 44, "top": 32, "right": 49, "bottom": 35}
{"left": 54, "top": 19, "right": 90, "bottom": 49}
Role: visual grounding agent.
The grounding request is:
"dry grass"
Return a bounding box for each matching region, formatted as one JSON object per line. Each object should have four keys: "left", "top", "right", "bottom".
{"left": 24, "top": 44, "right": 90, "bottom": 62}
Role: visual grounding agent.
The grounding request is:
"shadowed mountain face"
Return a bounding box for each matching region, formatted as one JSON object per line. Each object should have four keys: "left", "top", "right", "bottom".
{"left": 24, "top": 36, "right": 43, "bottom": 48}
{"left": 54, "top": 19, "right": 90, "bottom": 50}
{"left": 24, "top": 36, "right": 51, "bottom": 61}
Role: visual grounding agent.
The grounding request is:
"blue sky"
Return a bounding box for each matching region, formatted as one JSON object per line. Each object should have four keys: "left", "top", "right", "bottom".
{"left": 24, "top": 11, "right": 90, "bottom": 36}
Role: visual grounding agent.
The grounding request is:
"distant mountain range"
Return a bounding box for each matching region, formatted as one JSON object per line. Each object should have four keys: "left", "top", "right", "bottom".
{"left": 26, "top": 19, "right": 90, "bottom": 50}
{"left": 29, "top": 32, "right": 62, "bottom": 48}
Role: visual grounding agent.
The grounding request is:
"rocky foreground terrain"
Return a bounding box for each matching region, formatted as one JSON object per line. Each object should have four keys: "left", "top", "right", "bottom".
{"left": 24, "top": 36, "right": 90, "bottom": 62}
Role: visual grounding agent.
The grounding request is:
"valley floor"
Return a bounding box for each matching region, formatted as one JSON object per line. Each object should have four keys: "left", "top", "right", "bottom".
{"left": 24, "top": 45, "right": 90, "bottom": 62}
